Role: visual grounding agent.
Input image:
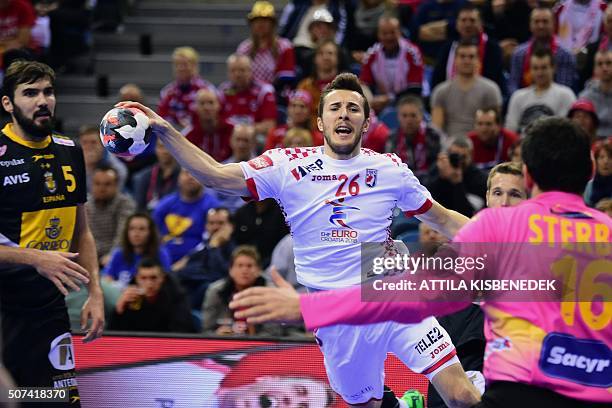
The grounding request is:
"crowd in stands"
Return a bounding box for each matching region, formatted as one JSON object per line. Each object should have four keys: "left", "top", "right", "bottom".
{"left": 5, "top": 0, "right": 611, "bottom": 336}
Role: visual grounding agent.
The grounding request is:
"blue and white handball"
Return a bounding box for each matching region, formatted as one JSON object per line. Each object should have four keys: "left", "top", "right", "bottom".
{"left": 99, "top": 107, "right": 152, "bottom": 158}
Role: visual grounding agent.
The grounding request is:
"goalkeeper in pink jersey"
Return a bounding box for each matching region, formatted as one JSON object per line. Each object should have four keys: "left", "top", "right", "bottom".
{"left": 231, "top": 117, "right": 611, "bottom": 407}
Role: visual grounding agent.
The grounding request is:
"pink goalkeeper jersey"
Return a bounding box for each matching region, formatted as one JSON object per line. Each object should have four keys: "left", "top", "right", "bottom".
{"left": 301, "top": 191, "right": 611, "bottom": 402}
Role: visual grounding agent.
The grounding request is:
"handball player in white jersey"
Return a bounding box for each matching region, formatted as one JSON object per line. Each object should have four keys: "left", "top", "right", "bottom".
{"left": 117, "top": 73, "right": 480, "bottom": 407}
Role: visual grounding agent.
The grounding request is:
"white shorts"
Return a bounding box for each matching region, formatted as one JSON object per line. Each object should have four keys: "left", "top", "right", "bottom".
{"left": 314, "top": 317, "right": 458, "bottom": 404}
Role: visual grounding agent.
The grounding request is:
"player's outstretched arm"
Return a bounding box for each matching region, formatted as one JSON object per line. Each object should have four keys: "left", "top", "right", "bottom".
{"left": 116, "top": 101, "right": 250, "bottom": 197}
{"left": 416, "top": 200, "right": 470, "bottom": 239}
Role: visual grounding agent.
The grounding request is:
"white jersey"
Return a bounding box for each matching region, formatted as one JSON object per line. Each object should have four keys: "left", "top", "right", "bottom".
{"left": 239, "top": 146, "right": 432, "bottom": 289}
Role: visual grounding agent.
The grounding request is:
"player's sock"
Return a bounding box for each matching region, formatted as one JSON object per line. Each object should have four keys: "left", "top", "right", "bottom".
{"left": 399, "top": 390, "right": 425, "bottom": 408}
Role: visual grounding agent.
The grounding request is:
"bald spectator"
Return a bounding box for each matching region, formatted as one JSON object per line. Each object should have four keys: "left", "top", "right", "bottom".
{"left": 219, "top": 54, "right": 277, "bottom": 141}
{"left": 580, "top": 49, "right": 612, "bottom": 139}
{"left": 86, "top": 165, "right": 136, "bottom": 266}
{"left": 237, "top": 1, "right": 296, "bottom": 93}
{"left": 0, "top": 0, "right": 35, "bottom": 66}
{"left": 78, "top": 124, "right": 128, "bottom": 192}
{"left": 467, "top": 108, "right": 519, "bottom": 171}
{"left": 432, "top": 4, "right": 507, "bottom": 97}
{"left": 508, "top": 7, "right": 576, "bottom": 94}
{"left": 360, "top": 15, "right": 424, "bottom": 112}
{"left": 506, "top": 48, "right": 576, "bottom": 133}
{"left": 223, "top": 125, "right": 257, "bottom": 165}
{"left": 118, "top": 83, "right": 144, "bottom": 103}
{"left": 218, "top": 125, "right": 257, "bottom": 213}
{"left": 132, "top": 141, "right": 181, "bottom": 211}
{"left": 431, "top": 41, "right": 502, "bottom": 141}
{"left": 184, "top": 89, "right": 233, "bottom": 162}
{"left": 567, "top": 99, "right": 600, "bottom": 144}
{"left": 158, "top": 47, "right": 218, "bottom": 130}
{"left": 385, "top": 95, "right": 441, "bottom": 181}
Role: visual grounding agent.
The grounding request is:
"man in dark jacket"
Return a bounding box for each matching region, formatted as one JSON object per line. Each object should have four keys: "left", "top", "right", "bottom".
{"left": 109, "top": 258, "right": 194, "bottom": 333}
{"left": 431, "top": 4, "right": 507, "bottom": 97}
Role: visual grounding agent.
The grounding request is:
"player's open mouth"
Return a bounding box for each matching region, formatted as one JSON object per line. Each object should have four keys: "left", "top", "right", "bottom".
{"left": 334, "top": 125, "right": 353, "bottom": 136}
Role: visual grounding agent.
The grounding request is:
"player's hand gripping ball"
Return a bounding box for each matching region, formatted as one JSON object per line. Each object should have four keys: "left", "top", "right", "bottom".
{"left": 99, "top": 107, "right": 152, "bottom": 158}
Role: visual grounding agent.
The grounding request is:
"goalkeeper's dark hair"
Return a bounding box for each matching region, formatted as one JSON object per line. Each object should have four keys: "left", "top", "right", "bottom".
{"left": 2, "top": 60, "right": 55, "bottom": 101}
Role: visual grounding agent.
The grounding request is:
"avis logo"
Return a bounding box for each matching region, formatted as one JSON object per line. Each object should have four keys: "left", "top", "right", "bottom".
{"left": 3, "top": 172, "right": 29, "bottom": 186}
{"left": 325, "top": 198, "right": 359, "bottom": 229}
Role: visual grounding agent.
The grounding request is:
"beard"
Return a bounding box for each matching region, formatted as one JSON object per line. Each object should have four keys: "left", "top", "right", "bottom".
{"left": 324, "top": 128, "right": 363, "bottom": 156}
{"left": 13, "top": 104, "right": 55, "bottom": 140}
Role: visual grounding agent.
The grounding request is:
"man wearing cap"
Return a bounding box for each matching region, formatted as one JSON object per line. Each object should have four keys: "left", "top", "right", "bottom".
{"left": 360, "top": 15, "right": 424, "bottom": 113}
{"left": 579, "top": 49, "right": 612, "bottom": 139}
{"left": 294, "top": 8, "right": 352, "bottom": 81}
{"left": 567, "top": 99, "right": 600, "bottom": 144}
{"left": 237, "top": 1, "right": 296, "bottom": 93}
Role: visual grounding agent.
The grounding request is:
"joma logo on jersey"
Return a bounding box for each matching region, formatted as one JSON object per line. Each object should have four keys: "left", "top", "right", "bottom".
{"left": 311, "top": 174, "right": 342, "bottom": 181}
{"left": 3, "top": 172, "right": 29, "bottom": 186}
{"left": 32, "top": 153, "right": 55, "bottom": 162}
{"left": 291, "top": 159, "right": 324, "bottom": 180}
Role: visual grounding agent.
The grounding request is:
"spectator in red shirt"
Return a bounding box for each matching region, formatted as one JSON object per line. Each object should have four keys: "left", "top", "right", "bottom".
{"left": 237, "top": 1, "right": 296, "bottom": 93}
{"left": 264, "top": 90, "right": 323, "bottom": 150}
{"left": 468, "top": 107, "right": 519, "bottom": 171}
{"left": 157, "top": 46, "right": 218, "bottom": 130}
{"left": 219, "top": 54, "right": 277, "bottom": 140}
{"left": 0, "top": 0, "right": 35, "bottom": 67}
{"left": 360, "top": 15, "right": 424, "bottom": 113}
{"left": 184, "top": 88, "right": 233, "bottom": 162}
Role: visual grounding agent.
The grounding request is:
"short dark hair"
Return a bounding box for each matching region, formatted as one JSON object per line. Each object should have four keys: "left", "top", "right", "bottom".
{"left": 522, "top": 117, "right": 592, "bottom": 195}
{"left": 318, "top": 73, "right": 370, "bottom": 120}
{"left": 137, "top": 257, "right": 164, "bottom": 271}
{"left": 93, "top": 163, "right": 119, "bottom": 182}
{"left": 230, "top": 245, "right": 261, "bottom": 268}
{"left": 397, "top": 95, "right": 424, "bottom": 113}
{"left": 476, "top": 107, "right": 501, "bottom": 124}
{"left": 487, "top": 161, "right": 523, "bottom": 190}
{"left": 2, "top": 60, "right": 55, "bottom": 101}
{"left": 458, "top": 3, "right": 481, "bottom": 19}
{"left": 531, "top": 46, "right": 555, "bottom": 66}
{"left": 455, "top": 38, "right": 479, "bottom": 54}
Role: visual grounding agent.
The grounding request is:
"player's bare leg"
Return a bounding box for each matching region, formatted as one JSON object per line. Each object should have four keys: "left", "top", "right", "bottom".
{"left": 430, "top": 363, "right": 482, "bottom": 408}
